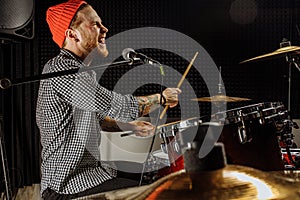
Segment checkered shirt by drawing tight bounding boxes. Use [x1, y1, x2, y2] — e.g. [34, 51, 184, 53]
[36, 49, 139, 195]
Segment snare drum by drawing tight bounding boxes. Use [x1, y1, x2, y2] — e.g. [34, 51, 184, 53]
[156, 117, 200, 176]
[213, 102, 288, 171]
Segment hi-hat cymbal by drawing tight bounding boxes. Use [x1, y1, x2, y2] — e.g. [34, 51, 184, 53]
[191, 95, 251, 102]
[240, 46, 300, 64]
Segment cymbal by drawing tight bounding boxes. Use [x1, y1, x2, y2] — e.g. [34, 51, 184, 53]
[124, 165, 300, 200]
[240, 45, 300, 64]
[191, 95, 251, 102]
[77, 165, 300, 200]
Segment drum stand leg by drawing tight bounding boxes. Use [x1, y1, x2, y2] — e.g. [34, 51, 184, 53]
[287, 57, 300, 117]
[0, 118, 12, 200]
[288, 62, 292, 114]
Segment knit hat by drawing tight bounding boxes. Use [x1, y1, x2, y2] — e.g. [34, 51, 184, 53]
[46, 0, 87, 48]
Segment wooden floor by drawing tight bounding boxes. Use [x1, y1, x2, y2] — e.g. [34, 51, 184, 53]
[1, 184, 42, 200]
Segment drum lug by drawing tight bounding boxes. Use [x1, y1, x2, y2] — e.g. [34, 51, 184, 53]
[237, 110, 251, 144]
[259, 116, 265, 125]
[160, 143, 168, 154]
[173, 141, 180, 154]
[278, 119, 296, 147]
[238, 126, 248, 144]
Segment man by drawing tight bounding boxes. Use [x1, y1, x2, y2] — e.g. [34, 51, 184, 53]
[36, 0, 181, 199]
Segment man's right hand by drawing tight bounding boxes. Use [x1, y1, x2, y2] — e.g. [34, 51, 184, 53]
[162, 87, 182, 108]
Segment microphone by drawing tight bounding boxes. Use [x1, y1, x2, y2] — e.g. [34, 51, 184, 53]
[122, 48, 161, 65]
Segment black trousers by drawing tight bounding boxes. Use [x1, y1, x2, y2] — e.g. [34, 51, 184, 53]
[42, 177, 140, 200]
[42, 161, 146, 200]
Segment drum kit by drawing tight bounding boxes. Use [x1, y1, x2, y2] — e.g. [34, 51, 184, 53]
[77, 44, 300, 200]
[139, 43, 300, 198]
[74, 43, 300, 200]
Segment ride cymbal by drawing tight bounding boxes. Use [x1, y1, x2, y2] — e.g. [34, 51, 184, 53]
[240, 46, 300, 64]
[191, 95, 251, 102]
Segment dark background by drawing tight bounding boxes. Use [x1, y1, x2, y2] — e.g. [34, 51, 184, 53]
[0, 0, 300, 196]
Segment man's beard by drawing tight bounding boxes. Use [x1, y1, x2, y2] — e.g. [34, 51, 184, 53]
[96, 42, 109, 57]
[83, 44, 109, 66]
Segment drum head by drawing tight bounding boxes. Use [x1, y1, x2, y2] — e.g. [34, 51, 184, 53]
[152, 150, 170, 166]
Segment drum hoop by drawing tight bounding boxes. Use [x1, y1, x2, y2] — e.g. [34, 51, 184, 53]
[157, 117, 200, 137]
[213, 102, 287, 124]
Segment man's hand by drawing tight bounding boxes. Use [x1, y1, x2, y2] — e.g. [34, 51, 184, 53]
[101, 116, 154, 137]
[127, 120, 155, 137]
[136, 87, 181, 117]
[162, 88, 181, 108]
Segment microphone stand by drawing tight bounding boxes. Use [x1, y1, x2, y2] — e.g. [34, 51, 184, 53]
[0, 59, 139, 90]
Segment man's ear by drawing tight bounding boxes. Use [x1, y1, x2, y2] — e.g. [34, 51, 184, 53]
[65, 29, 80, 42]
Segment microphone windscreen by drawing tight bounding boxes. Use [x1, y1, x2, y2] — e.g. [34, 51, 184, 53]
[122, 48, 135, 60]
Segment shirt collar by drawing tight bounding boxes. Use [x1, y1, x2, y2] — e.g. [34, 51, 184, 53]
[61, 49, 84, 64]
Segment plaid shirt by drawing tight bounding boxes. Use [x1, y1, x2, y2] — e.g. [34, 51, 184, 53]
[36, 49, 139, 195]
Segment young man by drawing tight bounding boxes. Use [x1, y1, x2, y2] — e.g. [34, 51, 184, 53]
[36, 0, 181, 199]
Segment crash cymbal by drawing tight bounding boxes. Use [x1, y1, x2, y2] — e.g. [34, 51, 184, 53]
[122, 165, 300, 200]
[240, 46, 300, 64]
[191, 95, 251, 102]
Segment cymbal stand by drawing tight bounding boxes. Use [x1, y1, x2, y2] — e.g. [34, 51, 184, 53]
[280, 39, 300, 114]
[286, 52, 300, 114]
[214, 66, 226, 110]
[218, 66, 223, 94]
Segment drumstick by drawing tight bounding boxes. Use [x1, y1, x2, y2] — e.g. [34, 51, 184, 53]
[159, 52, 199, 119]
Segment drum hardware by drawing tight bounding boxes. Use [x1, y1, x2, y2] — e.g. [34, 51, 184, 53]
[276, 119, 300, 169]
[142, 150, 170, 184]
[240, 39, 300, 112]
[145, 117, 201, 180]
[237, 110, 250, 144]
[277, 119, 296, 147]
[157, 117, 200, 138]
[183, 142, 227, 172]
[281, 148, 300, 169]
[192, 66, 251, 104]
[264, 110, 289, 122]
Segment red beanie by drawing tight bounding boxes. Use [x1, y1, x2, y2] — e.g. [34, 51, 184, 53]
[46, 0, 87, 48]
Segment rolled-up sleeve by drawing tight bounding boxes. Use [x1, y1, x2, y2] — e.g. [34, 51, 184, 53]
[107, 92, 139, 122]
